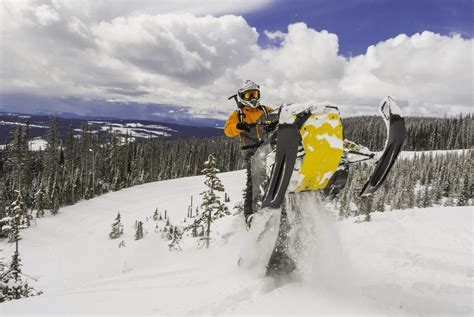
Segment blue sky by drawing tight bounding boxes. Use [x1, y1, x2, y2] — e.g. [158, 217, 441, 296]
[244, 0, 473, 56]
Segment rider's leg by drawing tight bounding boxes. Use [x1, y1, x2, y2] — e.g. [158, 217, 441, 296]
[243, 150, 255, 226]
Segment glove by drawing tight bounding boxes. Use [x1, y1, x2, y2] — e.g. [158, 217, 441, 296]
[264, 121, 278, 132]
[236, 122, 250, 132]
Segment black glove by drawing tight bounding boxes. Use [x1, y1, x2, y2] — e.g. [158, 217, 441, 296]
[236, 122, 250, 132]
[264, 121, 278, 132]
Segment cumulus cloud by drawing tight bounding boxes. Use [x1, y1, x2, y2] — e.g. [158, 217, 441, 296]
[0, 0, 472, 117]
[238, 23, 347, 104]
[242, 25, 472, 116]
[0, 1, 259, 106]
[92, 14, 257, 85]
[340, 32, 473, 114]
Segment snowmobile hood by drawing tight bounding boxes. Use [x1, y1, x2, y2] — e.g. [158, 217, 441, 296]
[278, 102, 340, 124]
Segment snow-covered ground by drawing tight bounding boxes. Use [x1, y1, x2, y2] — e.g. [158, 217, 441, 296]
[1, 170, 473, 315]
[0, 121, 48, 129]
[90, 120, 176, 138]
[28, 138, 48, 151]
[0, 138, 48, 151]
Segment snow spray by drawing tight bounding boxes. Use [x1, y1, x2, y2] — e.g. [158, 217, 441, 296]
[287, 192, 355, 291]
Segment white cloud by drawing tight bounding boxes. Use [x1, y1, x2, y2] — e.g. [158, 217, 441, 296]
[238, 23, 347, 104]
[241, 25, 473, 116]
[31, 4, 60, 26]
[264, 30, 286, 41]
[0, 0, 472, 117]
[340, 32, 473, 113]
[92, 14, 257, 85]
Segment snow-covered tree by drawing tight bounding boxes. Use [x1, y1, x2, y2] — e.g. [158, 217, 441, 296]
[0, 178, 7, 238]
[457, 177, 471, 206]
[2, 192, 28, 243]
[0, 194, 41, 302]
[188, 154, 230, 248]
[34, 188, 46, 218]
[109, 212, 124, 239]
[135, 221, 144, 240]
[201, 154, 230, 220]
[0, 248, 42, 302]
[168, 226, 182, 251]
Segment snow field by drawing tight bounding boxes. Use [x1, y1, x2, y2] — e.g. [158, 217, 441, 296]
[1, 168, 473, 315]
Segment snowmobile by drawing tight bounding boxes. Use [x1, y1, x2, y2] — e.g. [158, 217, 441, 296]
[247, 96, 406, 277]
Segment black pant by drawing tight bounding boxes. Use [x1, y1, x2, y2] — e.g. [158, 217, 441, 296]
[243, 150, 254, 218]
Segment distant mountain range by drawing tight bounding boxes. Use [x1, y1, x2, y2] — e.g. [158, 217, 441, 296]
[0, 93, 228, 128]
[0, 112, 224, 144]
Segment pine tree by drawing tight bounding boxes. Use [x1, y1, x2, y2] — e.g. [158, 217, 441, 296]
[421, 185, 432, 208]
[45, 118, 61, 214]
[168, 226, 182, 251]
[191, 220, 198, 238]
[135, 221, 144, 240]
[35, 188, 46, 218]
[0, 249, 42, 302]
[351, 168, 369, 216]
[2, 192, 26, 243]
[109, 212, 124, 239]
[0, 194, 41, 302]
[0, 178, 7, 239]
[457, 176, 471, 206]
[199, 154, 230, 248]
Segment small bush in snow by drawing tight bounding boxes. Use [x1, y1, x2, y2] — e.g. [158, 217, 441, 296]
[135, 221, 144, 240]
[109, 212, 124, 239]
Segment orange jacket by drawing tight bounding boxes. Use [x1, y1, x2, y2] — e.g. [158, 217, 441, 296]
[224, 105, 273, 137]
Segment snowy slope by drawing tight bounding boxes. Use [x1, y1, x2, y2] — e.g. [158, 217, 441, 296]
[1, 170, 473, 315]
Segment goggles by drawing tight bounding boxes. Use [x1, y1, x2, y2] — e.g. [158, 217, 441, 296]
[241, 90, 260, 101]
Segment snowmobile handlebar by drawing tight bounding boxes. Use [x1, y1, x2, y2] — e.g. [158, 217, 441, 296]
[246, 120, 275, 127]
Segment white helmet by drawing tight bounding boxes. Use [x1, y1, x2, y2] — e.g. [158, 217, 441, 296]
[237, 80, 261, 108]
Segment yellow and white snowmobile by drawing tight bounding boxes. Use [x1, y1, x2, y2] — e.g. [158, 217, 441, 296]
[251, 96, 406, 210]
[248, 96, 406, 277]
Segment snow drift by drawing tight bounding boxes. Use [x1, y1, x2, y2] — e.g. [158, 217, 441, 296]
[1, 169, 472, 315]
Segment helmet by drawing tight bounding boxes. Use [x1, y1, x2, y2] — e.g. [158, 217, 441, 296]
[237, 80, 261, 108]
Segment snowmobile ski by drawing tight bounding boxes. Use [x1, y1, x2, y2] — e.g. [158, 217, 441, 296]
[360, 97, 406, 196]
[261, 123, 300, 209]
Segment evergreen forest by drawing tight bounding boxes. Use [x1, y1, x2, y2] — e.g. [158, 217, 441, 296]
[0, 114, 472, 237]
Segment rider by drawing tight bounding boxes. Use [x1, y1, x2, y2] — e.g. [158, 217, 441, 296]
[224, 80, 273, 226]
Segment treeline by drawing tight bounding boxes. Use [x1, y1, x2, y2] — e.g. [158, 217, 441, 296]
[0, 120, 242, 235]
[343, 114, 472, 151]
[0, 114, 472, 232]
[336, 150, 473, 220]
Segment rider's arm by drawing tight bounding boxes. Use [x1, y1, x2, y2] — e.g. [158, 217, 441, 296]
[263, 105, 273, 112]
[224, 111, 241, 137]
